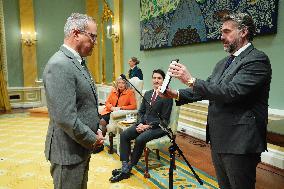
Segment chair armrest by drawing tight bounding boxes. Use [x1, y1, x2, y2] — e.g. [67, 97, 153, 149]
[110, 110, 138, 119]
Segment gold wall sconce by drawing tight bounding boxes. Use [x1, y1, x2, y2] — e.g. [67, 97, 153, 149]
[21, 31, 37, 46]
[106, 25, 119, 42]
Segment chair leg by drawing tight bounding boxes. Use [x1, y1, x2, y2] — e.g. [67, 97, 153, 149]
[173, 152, 176, 170]
[155, 149, 160, 160]
[108, 132, 114, 154]
[144, 147, 150, 178]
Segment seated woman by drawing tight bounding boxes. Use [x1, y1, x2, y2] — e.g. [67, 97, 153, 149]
[99, 76, 137, 136]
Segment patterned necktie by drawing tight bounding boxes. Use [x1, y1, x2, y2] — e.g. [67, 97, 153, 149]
[224, 55, 235, 69]
[81, 59, 94, 84]
[150, 91, 157, 105]
[81, 59, 86, 67]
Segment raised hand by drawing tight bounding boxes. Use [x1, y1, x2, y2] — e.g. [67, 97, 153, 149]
[168, 62, 192, 85]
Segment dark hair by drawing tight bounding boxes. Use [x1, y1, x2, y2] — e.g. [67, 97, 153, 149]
[131, 57, 140, 65]
[152, 69, 166, 80]
[222, 12, 256, 41]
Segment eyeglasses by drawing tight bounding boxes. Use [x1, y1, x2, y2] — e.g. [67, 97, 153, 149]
[80, 30, 97, 43]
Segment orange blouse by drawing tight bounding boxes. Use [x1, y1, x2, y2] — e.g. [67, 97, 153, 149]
[100, 88, 137, 115]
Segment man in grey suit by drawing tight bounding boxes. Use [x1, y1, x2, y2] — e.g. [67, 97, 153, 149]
[43, 13, 104, 189]
[109, 69, 173, 183]
[159, 13, 272, 189]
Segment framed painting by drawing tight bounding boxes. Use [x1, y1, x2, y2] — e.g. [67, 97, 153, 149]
[140, 0, 279, 50]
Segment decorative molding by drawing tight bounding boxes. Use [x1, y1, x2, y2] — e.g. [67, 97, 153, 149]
[8, 87, 44, 108]
[196, 100, 284, 117]
[96, 84, 112, 104]
[269, 108, 284, 117]
[0, 0, 8, 82]
[178, 122, 206, 141]
[19, 0, 38, 87]
[102, 0, 113, 23]
[113, 0, 123, 80]
[101, 0, 114, 83]
[86, 0, 100, 83]
[262, 147, 284, 169]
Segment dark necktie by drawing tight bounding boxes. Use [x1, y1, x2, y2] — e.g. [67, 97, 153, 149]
[224, 55, 235, 69]
[81, 59, 94, 84]
[81, 60, 90, 75]
[150, 91, 157, 105]
[80, 59, 99, 113]
[81, 59, 86, 67]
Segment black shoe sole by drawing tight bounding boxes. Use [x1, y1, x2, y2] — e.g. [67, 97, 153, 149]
[93, 145, 104, 154]
[112, 168, 121, 176]
[109, 172, 131, 183]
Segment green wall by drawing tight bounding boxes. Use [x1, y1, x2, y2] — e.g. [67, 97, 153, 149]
[34, 0, 86, 79]
[2, 0, 284, 109]
[103, 0, 114, 84]
[3, 0, 23, 87]
[122, 0, 284, 110]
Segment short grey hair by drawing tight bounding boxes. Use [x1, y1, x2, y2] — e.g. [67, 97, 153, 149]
[222, 12, 256, 41]
[63, 13, 96, 38]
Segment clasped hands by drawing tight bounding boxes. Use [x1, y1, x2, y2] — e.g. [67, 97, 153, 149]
[136, 123, 150, 133]
[93, 130, 105, 150]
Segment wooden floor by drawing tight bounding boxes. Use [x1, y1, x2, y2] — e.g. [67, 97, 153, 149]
[175, 132, 284, 189]
[1, 108, 284, 188]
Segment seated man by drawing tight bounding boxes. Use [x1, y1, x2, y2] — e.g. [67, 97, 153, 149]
[99, 76, 137, 136]
[109, 69, 173, 183]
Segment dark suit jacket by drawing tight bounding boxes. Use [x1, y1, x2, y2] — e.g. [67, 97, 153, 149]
[177, 45, 272, 154]
[43, 46, 100, 165]
[138, 90, 173, 129]
[128, 66, 143, 80]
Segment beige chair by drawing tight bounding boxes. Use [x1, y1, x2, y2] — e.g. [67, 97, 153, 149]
[143, 100, 180, 178]
[104, 77, 144, 153]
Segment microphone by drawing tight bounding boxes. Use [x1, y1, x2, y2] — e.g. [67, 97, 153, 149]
[120, 74, 127, 80]
[120, 74, 147, 108]
[120, 74, 171, 131]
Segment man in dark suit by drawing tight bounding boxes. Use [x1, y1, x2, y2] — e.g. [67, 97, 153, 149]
[159, 13, 272, 189]
[109, 69, 173, 183]
[43, 13, 104, 189]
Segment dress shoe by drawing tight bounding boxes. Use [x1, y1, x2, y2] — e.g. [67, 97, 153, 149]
[112, 168, 122, 176]
[92, 144, 104, 154]
[109, 172, 131, 183]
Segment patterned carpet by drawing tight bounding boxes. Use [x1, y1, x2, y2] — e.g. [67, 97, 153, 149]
[0, 113, 218, 189]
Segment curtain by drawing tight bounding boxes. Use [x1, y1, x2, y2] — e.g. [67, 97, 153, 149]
[0, 0, 11, 111]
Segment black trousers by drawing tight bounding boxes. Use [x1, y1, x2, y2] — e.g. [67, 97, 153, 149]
[211, 151, 261, 189]
[120, 124, 167, 165]
[99, 113, 111, 124]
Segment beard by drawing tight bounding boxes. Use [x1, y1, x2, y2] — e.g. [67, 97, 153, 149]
[224, 43, 237, 53]
[223, 36, 241, 54]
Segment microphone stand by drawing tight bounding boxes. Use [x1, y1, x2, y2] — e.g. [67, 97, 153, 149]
[121, 75, 203, 188]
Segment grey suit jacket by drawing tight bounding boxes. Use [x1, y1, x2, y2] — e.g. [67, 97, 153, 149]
[177, 45, 272, 154]
[43, 45, 100, 165]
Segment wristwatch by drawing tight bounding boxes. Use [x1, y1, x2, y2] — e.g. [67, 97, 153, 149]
[187, 78, 196, 87]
